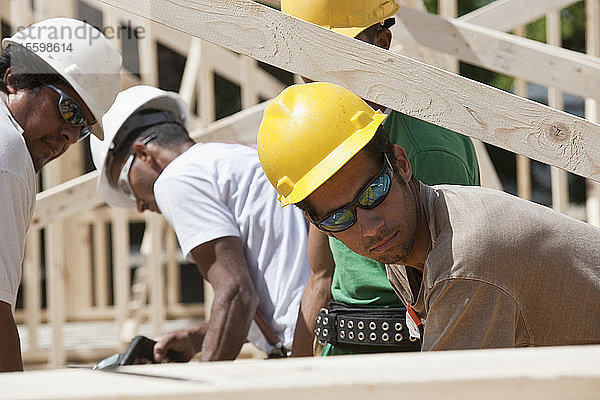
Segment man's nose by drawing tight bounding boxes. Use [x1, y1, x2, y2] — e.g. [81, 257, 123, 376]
[136, 199, 146, 213]
[356, 207, 384, 237]
[61, 123, 80, 145]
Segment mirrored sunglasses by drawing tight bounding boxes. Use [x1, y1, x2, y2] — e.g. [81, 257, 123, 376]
[312, 153, 394, 233]
[45, 84, 94, 141]
[117, 133, 159, 202]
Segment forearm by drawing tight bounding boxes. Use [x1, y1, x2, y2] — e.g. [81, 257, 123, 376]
[0, 303, 23, 372]
[291, 274, 332, 357]
[200, 286, 259, 361]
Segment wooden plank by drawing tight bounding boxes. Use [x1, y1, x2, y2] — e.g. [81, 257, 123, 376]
[31, 171, 103, 230]
[179, 38, 203, 105]
[513, 26, 532, 201]
[390, 5, 600, 100]
[23, 229, 42, 353]
[460, 0, 579, 32]
[93, 220, 109, 307]
[166, 228, 180, 308]
[5, 345, 600, 399]
[197, 41, 215, 126]
[241, 55, 259, 108]
[547, 10, 570, 213]
[191, 101, 267, 144]
[98, 0, 600, 182]
[586, 0, 600, 226]
[147, 214, 165, 338]
[111, 207, 130, 344]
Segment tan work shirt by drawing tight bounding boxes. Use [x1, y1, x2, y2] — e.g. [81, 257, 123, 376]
[387, 183, 600, 351]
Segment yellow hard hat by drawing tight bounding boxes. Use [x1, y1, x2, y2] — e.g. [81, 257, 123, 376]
[281, 0, 399, 38]
[257, 82, 387, 206]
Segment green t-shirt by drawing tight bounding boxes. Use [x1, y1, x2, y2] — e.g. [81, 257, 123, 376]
[321, 111, 480, 357]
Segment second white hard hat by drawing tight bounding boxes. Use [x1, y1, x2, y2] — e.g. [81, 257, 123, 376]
[90, 85, 191, 208]
[2, 17, 123, 140]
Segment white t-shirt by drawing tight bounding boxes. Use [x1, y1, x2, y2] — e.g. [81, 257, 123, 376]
[0, 99, 36, 310]
[154, 143, 310, 353]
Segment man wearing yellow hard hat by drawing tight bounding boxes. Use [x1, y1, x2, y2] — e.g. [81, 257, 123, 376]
[281, 0, 479, 356]
[257, 82, 600, 352]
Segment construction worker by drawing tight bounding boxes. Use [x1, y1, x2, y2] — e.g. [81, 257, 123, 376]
[90, 85, 310, 361]
[281, 0, 480, 356]
[0, 18, 121, 372]
[258, 82, 600, 350]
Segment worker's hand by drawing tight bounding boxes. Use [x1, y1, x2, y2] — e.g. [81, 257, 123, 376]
[153, 325, 206, 362]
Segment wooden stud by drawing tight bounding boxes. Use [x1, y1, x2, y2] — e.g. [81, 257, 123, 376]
[23, 230, 42, 353]
[586, 0, 600, 226]
[111, 207, 131, 343]
[460, 0, 579, 32]
[390, 5, 600, 100]
[547, 10, 569, 214]
[97, 0, 600, 182]
[513, 27, 532, 201]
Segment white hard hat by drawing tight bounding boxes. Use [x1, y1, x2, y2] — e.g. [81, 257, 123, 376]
[90, 85, 191, 208]
[2, 17, 122, 140]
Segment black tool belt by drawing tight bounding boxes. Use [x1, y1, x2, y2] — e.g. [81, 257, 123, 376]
[315, 301, 421, 353]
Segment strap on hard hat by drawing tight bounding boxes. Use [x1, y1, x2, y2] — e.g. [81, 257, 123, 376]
[108, 110, 180, 154]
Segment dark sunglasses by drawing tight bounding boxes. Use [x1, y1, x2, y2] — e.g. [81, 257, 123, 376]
[45, 84, 94, 141]
[311, 153, 394, 233]
[117, 133, 159, 202]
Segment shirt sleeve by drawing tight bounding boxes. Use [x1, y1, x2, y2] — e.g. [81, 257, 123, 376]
[411, 150, 478, 186]
[422, 277, 523, 351]
[0, 170, 28, 307]
[154, 173, 240, 261]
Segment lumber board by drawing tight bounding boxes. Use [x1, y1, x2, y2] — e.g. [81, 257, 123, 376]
[586, 0, 600, 226]
[191, 101, 267, 144]
[460, 0, 580, 32]
[4, 345, 600, 399]
[98, 0, 600, 182]
[31, 171, 103, 230]
[390, 6, 600, 99]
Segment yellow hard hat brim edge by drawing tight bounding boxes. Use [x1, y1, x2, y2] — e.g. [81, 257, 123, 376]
[278, 111, 388, 206]
[331, 26, 368, 38]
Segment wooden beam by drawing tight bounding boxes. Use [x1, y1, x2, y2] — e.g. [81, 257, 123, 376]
[191, 101, 267, 144]
[390, 6, 600, 100]
[4, 345, 600, 399]
[31, 171, 103, 230]
[547, 10, 569, 214]
[460, 0, 579, 32]
[586, 0, 600, 226]
[98, 0, 600, 182]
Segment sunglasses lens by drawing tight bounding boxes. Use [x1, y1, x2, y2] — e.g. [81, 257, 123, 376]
[78, 126, 91, 141]
[320, 208, 356, 232]
[358, 173, 391, 208]
[59, 98, 86, 126]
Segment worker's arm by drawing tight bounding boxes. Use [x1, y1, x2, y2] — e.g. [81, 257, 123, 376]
[0, 301, 23, 372]
[155, 236, 259, 362]
[291, 225, 334, 357]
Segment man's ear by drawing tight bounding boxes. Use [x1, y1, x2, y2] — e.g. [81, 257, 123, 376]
[133, 142, 152, 164]
[374, 28, 392, 50]
[392, 144, 412, 184]
[3, 68, 18, 94]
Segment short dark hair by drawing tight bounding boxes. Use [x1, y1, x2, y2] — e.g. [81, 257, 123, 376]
[355, 18, 395, 44]
[106, 119, 193, 186]
[295, 124, 397, 216]
[0, 44, 64, 94]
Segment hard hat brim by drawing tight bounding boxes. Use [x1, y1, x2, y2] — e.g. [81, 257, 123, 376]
[1, 38, 117, 141]
[278, 111, 387, 206]
[331, 26, 369, 38]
